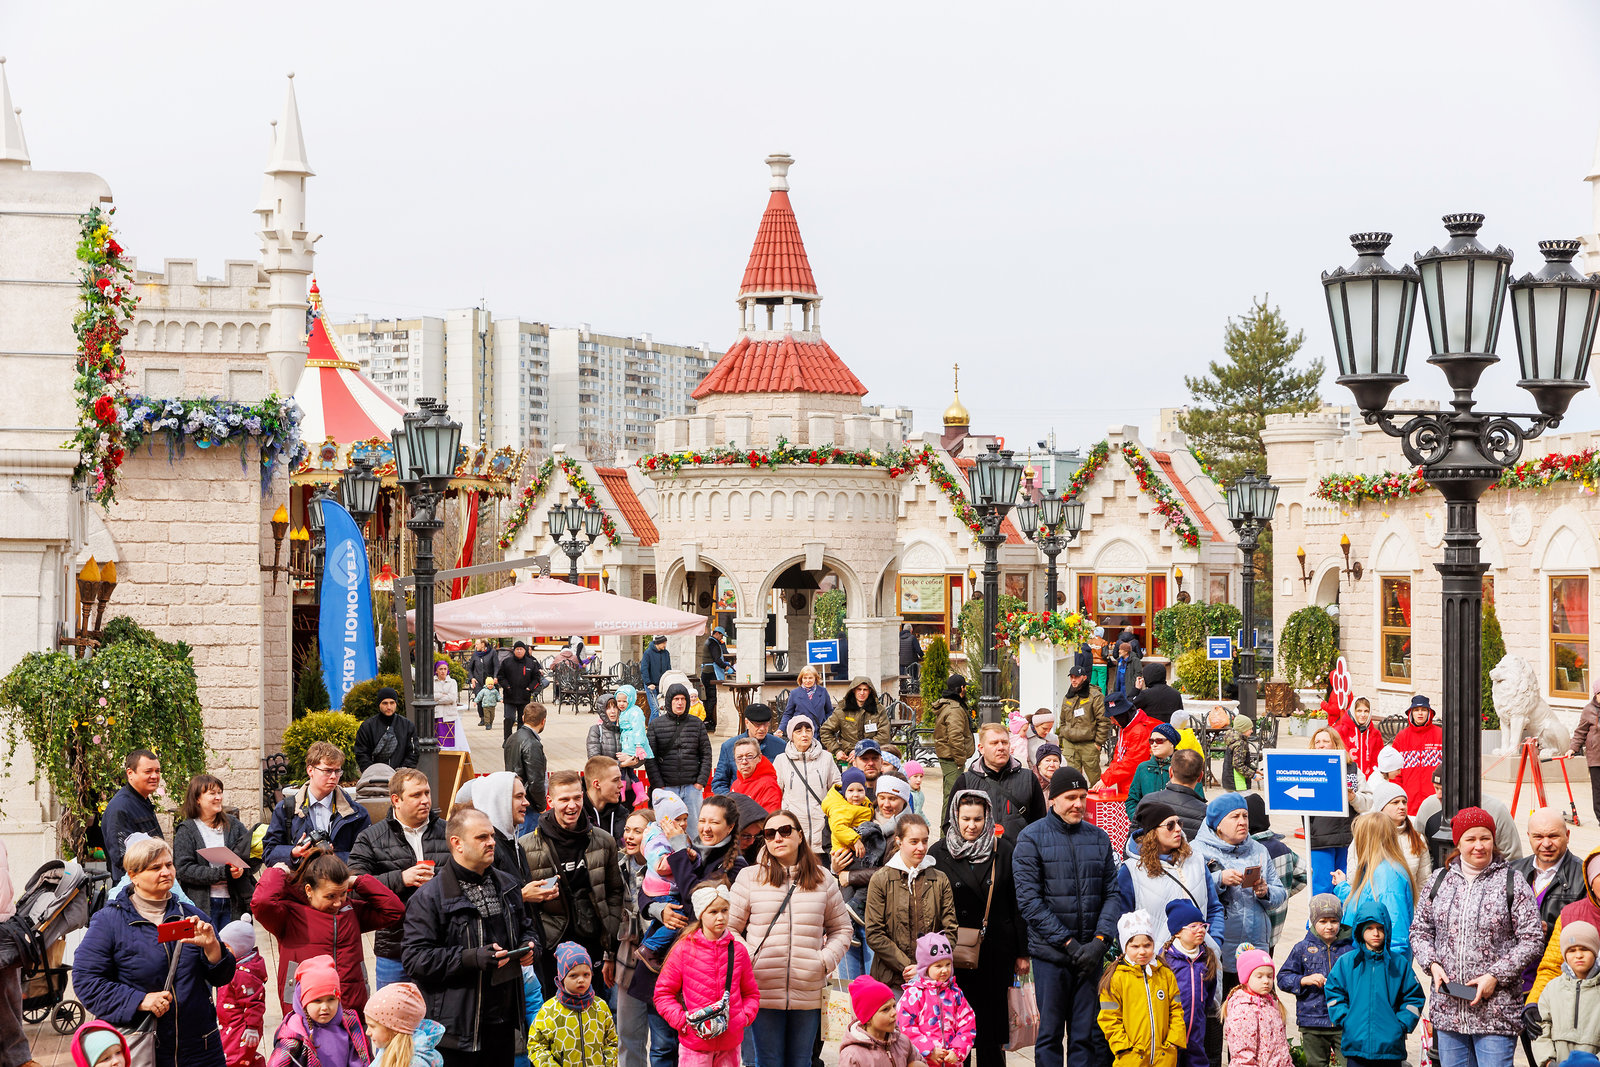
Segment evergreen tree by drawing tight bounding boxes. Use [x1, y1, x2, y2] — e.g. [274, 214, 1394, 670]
[294, 647, 330, 718]
[1179, 296, 1325, 484]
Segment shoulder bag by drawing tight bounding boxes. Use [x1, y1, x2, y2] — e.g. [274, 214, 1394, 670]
[685, 941, 737, 1039]
[752, 881, 799, 960]
[954, 854, 996, 969]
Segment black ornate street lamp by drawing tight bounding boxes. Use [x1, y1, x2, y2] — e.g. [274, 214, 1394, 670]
[305, 485, 336, 606]
[549, 500, 604, 585]
[1226, 469, 1279, 721]
[1322, 216, 1598, 832]
[1015, 488, 1086, 611]
[392, 396, 463, 792]
[339, 452, 382, 532]
[970, 443, 1024, 725]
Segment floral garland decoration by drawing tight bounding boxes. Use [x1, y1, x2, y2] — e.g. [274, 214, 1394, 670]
[1060, 441, 1111, 500]
[994, 609, 1095, 652]
[68, 207, 140, 504]
[495, 457, 623, 550]
[497, 458, 557, 549]
[635, 439, 985, 534]
[1189, 446, 1225, 487]
[556, 457, 622, 547]
[118, 394, 308, 494]
[1316, 448, 1600, 507]
[1118, 444, 1203, 548]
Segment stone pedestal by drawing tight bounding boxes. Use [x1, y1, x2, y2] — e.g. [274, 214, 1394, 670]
[734, 616, 766, 683]
[1018, 640, 1072, 717]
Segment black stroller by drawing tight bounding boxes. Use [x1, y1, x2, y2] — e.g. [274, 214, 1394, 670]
[0, 860, 109, 1035]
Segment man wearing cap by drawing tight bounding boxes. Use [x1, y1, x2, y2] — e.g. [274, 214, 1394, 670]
[1390, 694, 1443, 814]
[701, 626, 731, 733]
[949, 722, 1046, 842]
[711, 704, 785, 794]
[1124, 723, 1197, 820]
[852, 737, 888, 792]
[496, 640, 544, 743]
[1014, 766, 1120, 1067]
[1513, 808, 1587, 995]
[1056, 666, 1110, 783]
[355, 686, 419, 771]
[641, 634, 671, 719]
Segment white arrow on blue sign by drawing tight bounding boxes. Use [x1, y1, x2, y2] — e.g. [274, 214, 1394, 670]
[806, 640, 840, 666]
[1206, 636, 1233, 661]
[1262, 749, 1348, 817]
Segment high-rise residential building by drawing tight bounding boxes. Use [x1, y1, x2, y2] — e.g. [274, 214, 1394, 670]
[547, 326, 719, 455]
[329, 315, 446, 409]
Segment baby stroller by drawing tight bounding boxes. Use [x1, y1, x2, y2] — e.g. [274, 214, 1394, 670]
[0, 860, 109, 1035]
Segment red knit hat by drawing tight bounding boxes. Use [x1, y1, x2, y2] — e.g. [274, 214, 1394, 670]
[295, 955, 340, 1004]
[1451, 806, 1496, 845]
[848, 975, 896, 1025]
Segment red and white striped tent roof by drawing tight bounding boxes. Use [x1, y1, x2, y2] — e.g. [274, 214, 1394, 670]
[293, 280, 406, 448]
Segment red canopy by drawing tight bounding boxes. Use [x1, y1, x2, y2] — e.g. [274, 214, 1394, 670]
[411, 576, 706, 642]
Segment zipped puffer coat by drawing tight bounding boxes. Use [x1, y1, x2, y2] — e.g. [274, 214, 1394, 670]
[727, 863, 852, 1011]
[1324, 897, 1424, 1061]
[652, 928, 760, 1052]
[1096, 959, 1184, 1067]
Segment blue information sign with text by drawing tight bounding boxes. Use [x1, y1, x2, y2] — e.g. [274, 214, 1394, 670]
[807, 640, 840, 666]
[1262, 750, 1348, 817]
[1206, 636, 1233, 661]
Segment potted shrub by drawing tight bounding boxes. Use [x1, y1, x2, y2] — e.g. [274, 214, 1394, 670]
[1278, 606, 1337, 703]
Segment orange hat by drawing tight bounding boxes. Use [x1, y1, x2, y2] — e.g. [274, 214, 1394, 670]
[296, 955, 340, 1004]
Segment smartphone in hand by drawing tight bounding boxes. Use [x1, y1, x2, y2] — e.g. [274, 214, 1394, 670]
[1241, 866, 1262, 888]
[156, 917, 198, 943]
[1443, 982, 1478, 1000]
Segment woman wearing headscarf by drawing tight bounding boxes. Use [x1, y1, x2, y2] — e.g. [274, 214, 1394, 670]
[432, 660, 460, 711]
[928, 790, 1026, 1067]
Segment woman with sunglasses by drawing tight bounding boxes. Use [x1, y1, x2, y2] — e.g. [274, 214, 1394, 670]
[1115, 800, 1224, 948]
[928, 790, 1027, 1067]
[728, 810, 852, 1067]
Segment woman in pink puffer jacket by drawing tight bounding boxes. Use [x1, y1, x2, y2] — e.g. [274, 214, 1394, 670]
[653, 884, 760, 1067]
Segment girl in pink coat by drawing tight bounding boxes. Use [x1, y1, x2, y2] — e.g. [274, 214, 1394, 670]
[1220, 948, 1291, 1067]
[895, 933, 975, 1065]
[652, 882, 760, 1067]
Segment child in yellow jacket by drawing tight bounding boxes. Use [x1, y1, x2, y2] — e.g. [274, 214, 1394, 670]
[1097, 911, 1184, 1067]
[822, 769, 875, 854]
[529, 943, 617, 1067]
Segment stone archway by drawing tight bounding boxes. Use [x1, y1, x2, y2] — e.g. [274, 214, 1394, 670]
[754, 553, 866, 682]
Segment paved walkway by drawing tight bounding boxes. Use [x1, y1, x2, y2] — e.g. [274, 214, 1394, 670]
[19, 694, 1596, 1064]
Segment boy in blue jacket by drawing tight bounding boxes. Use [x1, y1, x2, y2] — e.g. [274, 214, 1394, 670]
[1277, 893, 1353, 1067]
[1324, 897, 1424, 1067]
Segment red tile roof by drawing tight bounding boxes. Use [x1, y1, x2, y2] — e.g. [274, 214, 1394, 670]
[594, 467, 658, 547]
[691, 333, 867, 399]
[740, 191, 819, 296]
[1148, 450, 1225, 543]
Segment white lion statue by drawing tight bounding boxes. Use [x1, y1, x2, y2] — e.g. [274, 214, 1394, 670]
[1491, 654, 1572, 757]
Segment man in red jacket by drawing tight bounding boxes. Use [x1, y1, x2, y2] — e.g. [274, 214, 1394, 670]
[1098, 710, 1157, 793]
[1390, 694, 1442, 814]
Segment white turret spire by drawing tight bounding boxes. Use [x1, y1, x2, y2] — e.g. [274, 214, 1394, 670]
[258, 73, 319, 397]
[0, 58, 30, 168]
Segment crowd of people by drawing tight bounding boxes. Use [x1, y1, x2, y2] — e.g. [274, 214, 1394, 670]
[17, 657, 1600, 1067]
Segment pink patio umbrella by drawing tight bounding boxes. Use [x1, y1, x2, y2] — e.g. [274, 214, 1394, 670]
[410, 575, 706, 642]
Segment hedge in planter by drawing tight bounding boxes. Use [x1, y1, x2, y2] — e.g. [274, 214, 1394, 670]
[1152, 601, 1244, 657]
[1174, 647, 1234, 701]
[1278, 605, 1337, 690]
[282, 711, 361, 784]
[341, 674, 406, 720]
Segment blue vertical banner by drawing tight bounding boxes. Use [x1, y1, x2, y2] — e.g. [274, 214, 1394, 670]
[318, 500, 378, 708]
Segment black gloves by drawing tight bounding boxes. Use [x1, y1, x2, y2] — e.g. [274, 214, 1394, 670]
[1066, 936, 1107, 972]
[462, 946, 499, 971]
[1523, 1004, 1543, 1039]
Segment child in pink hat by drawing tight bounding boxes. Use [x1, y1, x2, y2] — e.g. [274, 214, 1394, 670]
[1221, 946, 1290, 1067]
[896, 934, 974, 1065]
[839, 976, 924, 1067]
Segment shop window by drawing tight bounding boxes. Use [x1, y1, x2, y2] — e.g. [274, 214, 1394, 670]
[1551, 576, 1590, 697]
[1380, 577, 1411, 683]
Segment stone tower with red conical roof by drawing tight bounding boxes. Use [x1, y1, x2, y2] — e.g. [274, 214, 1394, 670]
[648, 155, 901, 697]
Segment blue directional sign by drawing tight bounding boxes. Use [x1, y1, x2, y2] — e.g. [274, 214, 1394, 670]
[806, 639, 840, 666]
[1206, 636, 1233, 661]
[1262, 750, 1347, 817]
[1236, 628, 1260, 649]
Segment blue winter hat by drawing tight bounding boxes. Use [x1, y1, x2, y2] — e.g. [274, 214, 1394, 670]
[841, 768, 868, 792]
[1150, 723, 1180, 745]
[1205, 793, 1249, 829]
[554, 942, 592, 982]
[1165, 898, 1205, 933]
[1560, 1054, 1600, 1067]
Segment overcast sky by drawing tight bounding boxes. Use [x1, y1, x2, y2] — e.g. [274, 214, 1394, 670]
[11, 3, 1600, 454]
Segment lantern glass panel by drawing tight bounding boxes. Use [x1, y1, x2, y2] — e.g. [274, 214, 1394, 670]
[994, 452, 1023, 508]
[1062, 499, 1086, 534]
[584, 507, 604, 539]
[548, 508, 567, 538]
[1227, 479, 1249, 523]
[1016, 498, 1039, 538]
[1252, 479, 1280, 521]
[565, 501, 583, 531]
[1039, 491, 1064, 529]
[971, 451, 997, 505]
[390, 428, 409, 482]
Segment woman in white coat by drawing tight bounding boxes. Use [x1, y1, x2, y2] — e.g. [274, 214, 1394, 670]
[772, 714, 841, 851]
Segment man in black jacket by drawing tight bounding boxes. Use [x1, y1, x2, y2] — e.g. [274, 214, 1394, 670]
[496, 641, 543, 742]
[354, 687, 418, 770]
[949, 722, 1047, 842]
[646, 683, 712, 829]
[403, 807, 533, 1066]
[504, 702, 549, 831]
[1513, 807, 1588, 991]
[349, 767, 451, 989]
[1133, 749, 1209, 840]
[1127, 662, 1183, 725]
[583, 755, 630, 844]
[640, 634, 671, 718]
[700, 628, 730, 732]
[102, 748, 163, 881]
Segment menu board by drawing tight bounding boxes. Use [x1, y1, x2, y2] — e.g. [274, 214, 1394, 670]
[899, 574, 946, 616]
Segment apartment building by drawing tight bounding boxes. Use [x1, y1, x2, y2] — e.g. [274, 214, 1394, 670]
[330, 315, 446, 409]
[547, 326, 719, 453]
